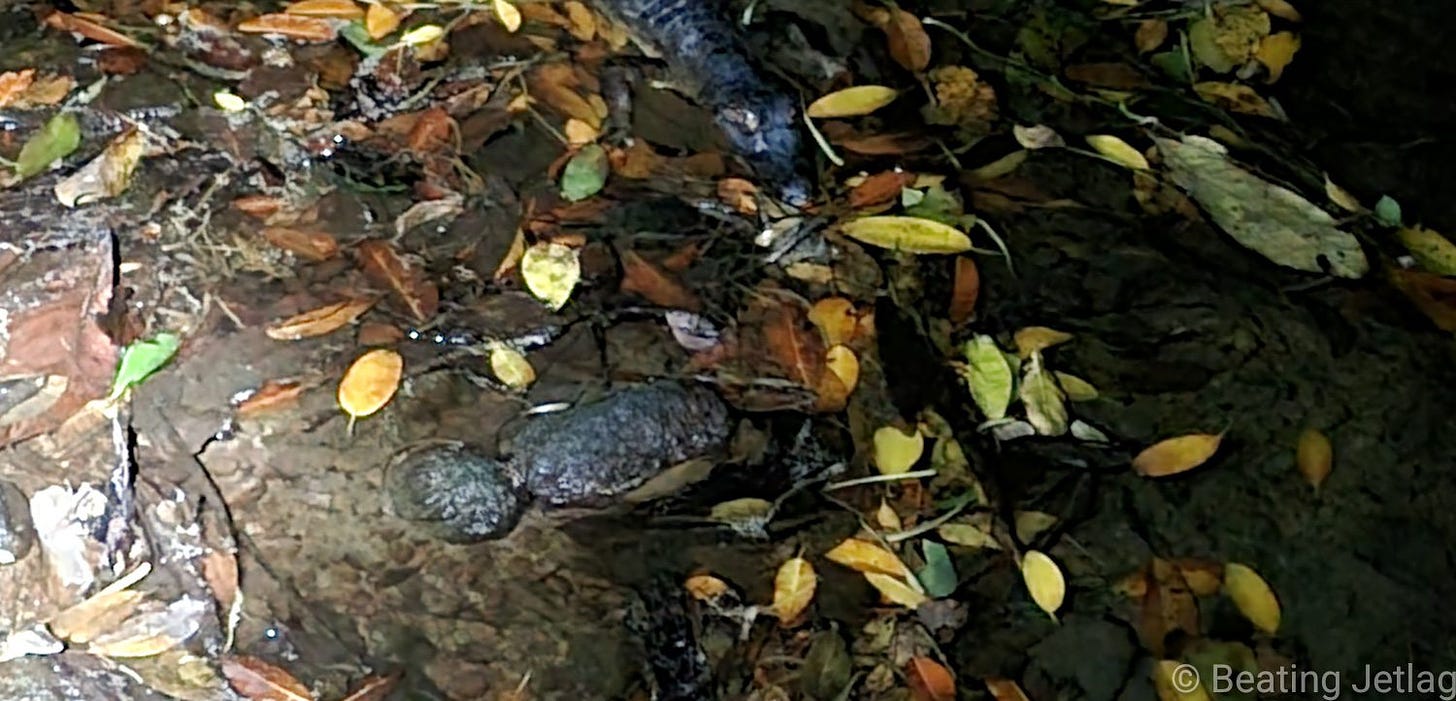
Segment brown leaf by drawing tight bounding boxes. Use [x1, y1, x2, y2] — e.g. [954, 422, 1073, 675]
[758, 292, 825, 387]
[357, 322, 404, 346]
[265, 299, 375, 341]
[201, 548, 241, 618]
[236, 379, 307, 417]
[1063, 62, 1150, 89]
[849, 170, 916, 209]
[337, 672, 402, 701]
[222, 655, 313, 701]
[1135, 19, 1169, 53]
[233, 195, 287, 220]
[1389, 268, 1456, 331]
[907, 657, 956, 701]
[355, 240, 439, 323]
[619, 250, 701, 310]
[51, 590, 145, 643]
[406, 107, 455, 154]
[832, 131, 933, 155]
[885, 9, 932, 72]
[716, 177, 759, 214]
[236, 14, 337, 42]
[948, 256, 980, 325]
[1135, 558, 1201, 657]
[807, 297, 862, 347]
[44, 12, 144, 48]
[262, 227, 340, 261]
[285, 0, 364, 19]
[528, 62, 602, 128]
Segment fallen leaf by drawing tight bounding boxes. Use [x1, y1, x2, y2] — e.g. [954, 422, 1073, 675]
[959, 335, 1013, 421]
[806, 85, 900, 119]
[884, 9, 932, 72]
[966, 150, 1027, 182]
[619, 250, 699, 310]
[560, 143, 609, 201]
[1132, 432, 1224, 477]
[1223, 562, 1280, 635]
[825, 538, 914, 579]
[110, 332, 182, 401]
[1187, 5, 1269, 73]
[0, 69, 35, 107]
[876, 500, 903, 531]
[985, 677, 1033, 701]
[1153, 659, 1213, 701]
[1397, 226, 1456, 275]
[1021, 550, 1065, 619]
[1135, 20, 1169, 53]
[338, 672, 402, 701]
[1013, 326, 1073, 357]
[493, 0, 522, 31]
[337, 349, 403, 426]
[759, 292, 825, 387]
[1086, 134, 1150, 170]
[938, 518, 999, 550]
[50, 590, 145, 643]
[284, 0, 363, 19]
[823, 345, 860, 395]
[54, 127, 146, 207]
[1255, 0, 1302, 22]
[1019, 354, 1067, 436]
[88, 631, 184, 658]
[685, 574, 729, 601]
[365, 3, 401, 39]
[771, 557, 816, 625]
[1254, 31, 1299, 83]
[15, 112, 80, 179]
[1390, 268, 1456, 331]
[840, 216, 973, 254]
[1014, 124, 1065, 150]
[1193, 82, 1277, 118]
[1054, 372, 1098, 401]
[1013, 511, 1058, 543]
[1064, 62, 1150, 89]
[521, 241, 581, 311]
[564, 1, 596, 40]
[1155, 135, 1368, 278]
[488, 344, 535, 389]
[263, 227, 340, 262]
[237, 13, 336, 41]
[1295, 427, 1331, 490]
[907, 657, 955, 701]
[948, 256, 980, 325]
[236, 379, 306, 417]
[43, 11, 144, 48]
[356, 240, 439, 321]
[864, 572, 929, 608]
[222, 655, 312, 701]
[917, 541, 957, 598]
[265, 299, 374, 341]
[873, 424, 925, 474]
[399, 24, 444, 46]
[849, 170, 917, 209]
[1130, 558, 1202, 657]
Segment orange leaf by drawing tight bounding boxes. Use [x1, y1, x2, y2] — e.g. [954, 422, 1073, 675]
[285, 0, 364, 19]
[1132, 433, 1224, 477]
[619, 250, 701, 310]
[824, 538, 913, 579]
[338, 348, 403, 420]
[814, 345, 859, 412]
[355, 240, 440, 323]
[907, 657, 956, 701]
[808, 297, 860, 347]
[948, 256, 980, 325]
[760, 293, 824, 387]
[265, 299, 375, 341]
[1389, 268, 1456, 331]
[44, 12, 144, 48]
[985, 677, 1032, 701]
[221, 655, 312, 701]
[684, 574, 729, 601]
[884, 9, 931, 72]
[849, 170, 916, 209]
[262, 227, 340, 261]
[233, 194, 286, 220]
[0, 69, 35, 108]
[365, 3, 402, 39]
[237, 14, 337, 42]
[235, 379, 307, 417]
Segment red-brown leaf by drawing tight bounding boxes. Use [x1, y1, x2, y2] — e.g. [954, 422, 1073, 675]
[222, 655, 313, 701]
[44, 12, 145, 48]
[337, 671, 402, 701]
[948, 256, 980, 325]
[885, 9, 932, 72]
[619, 250, 700, 311]
[907, 657, 956, 701]
[235, 379, 307, 417]
[262, 227, 340, 262]
[849, 171, 917, 210]
[355, 240, 440, 323]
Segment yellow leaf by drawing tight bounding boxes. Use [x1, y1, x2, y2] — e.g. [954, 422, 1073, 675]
[771, 557, 816, 624]
[825, 538, 914, 579]
[1020, 550, 1065, 619]
[808, 297, 860, 346]
[1053, 372, 1098, 401]
[864, 572, 929, 608]
[1223, 562, 1280, 634]
[1013, 326, 1073, 357]
[337, 349, 403, 423]
[1255, 0, 1302, 22]
[875, 500, 902, 531]
[1086, 134, 1149, 170]
[1398, 226, 1456, 276]
[1254, 31, 1299, 83]
[489, 344, 536, 389]
[1013, 511, 1058, 543]
[493, 0, 522, 32]
[1193, 82, 1277, 118]
[399, 24, 444, 46]
[1324, 175, 1363, 213]
[88, 631, 182, 658]
[1132, 433, 1223, 477]
[563, 117, 599, 146]
[1295, 427, 1332, 490]
[873, 425, 924, 475]
[937, 521, 1000, 550]
[365, 2, 401, 39]
[520, 241, 581, 310]
[967, 150, 1027, 182]
[1153, 660, 1213, 701]
[840, 216, 973, 254]
[50, 590, 145, 643]
[824, 345, 860, 393]
[806, 85, 899, 119]
[213, 91, 247, 112]
[1019, 355, 1068, 436]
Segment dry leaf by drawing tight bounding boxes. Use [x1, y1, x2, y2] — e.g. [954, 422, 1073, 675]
[236, 13, 336, 41]
[807, 297, 862, 347]
[53, 127, 147, 207]
[284, 0, 363, 19]
[1086, 134, 1150, 170]
[338, 672, 402, 701]
[771, 557, 816, 624]
[1021, 550, 1065, 619]
[619, 250, 700, 310]
[1014, 124, 1065, 150]
[907, 657, 955, 701]
[365, 3, 401, 39]
[262, 227, 340, 262]
[0, 70, 35, 107]
[850, 170, 917, 209]
[825, 538, 914, 579]
[822, 345, 860, 396]
[489, 344, 535, 389]
[876, 500, 903, 532]
[884, 10, 932, 72]
[873, 425, 924, 475]
[1255, 0, 1302, 22]
[1193, 82, 1277, 117]
[44, 12, 144, 48]
[50, 590, 145, 643]
[1389, 268, 1456, 332]
[88, 631, 184, 658]
[356, 240, 439, 322]
[236, 379, 306, 417]
[760, 293, 825, 387]
[564, 1, 596, 40]
[1135, 19, 1169, 53]
[222, 655, 313, 701]
[685, 574, 729, 601]
[985, 677, 1033, 701]
[840, 216, 973, 254]
[864, 572, 928, 608]
[1295, 427, 1331, 490]
[1254, 31, 1299, 83]
[948, 256, 980, 325]
[1013, 326, 1073, 357]
[337, 349, 403, 424]
[1397, 226, 1456, 275]
[1223, 562, 1280, 634]
[265, 299, 374, 341]
[1132, 433, 1224, 477]
[806, 85, 900, 119]
[520, 241, 581, 311]
[493, 0, 522, 32]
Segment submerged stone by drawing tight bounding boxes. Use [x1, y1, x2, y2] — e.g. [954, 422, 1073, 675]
[384, 444, 526, 543]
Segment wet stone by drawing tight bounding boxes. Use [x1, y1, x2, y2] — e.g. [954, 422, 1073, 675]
[0, 479, 34, 565]
[508, 382, 731, 508]
[385, 444, 526, 544]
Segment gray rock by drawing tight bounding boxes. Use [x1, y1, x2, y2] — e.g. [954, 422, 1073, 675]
[384, 444, 526, 543]
[0, 480, 34, 565]
[508, 382, 730, 507]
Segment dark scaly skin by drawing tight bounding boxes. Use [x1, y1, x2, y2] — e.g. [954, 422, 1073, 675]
[598, 0, 810, 203]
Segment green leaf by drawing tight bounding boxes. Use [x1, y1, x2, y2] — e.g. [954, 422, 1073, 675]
[903, 182, 977, 230]
[560, 143, 609, 202]
[917, 541, 957, 598]
[339, 22, 389, 57]
[960, 335, 1013, 420]
[1374, 195, 1403, 227]
[16, 112, 81, 179]
[109, 332, 181, 400]
[1019, 353, 1068, 436]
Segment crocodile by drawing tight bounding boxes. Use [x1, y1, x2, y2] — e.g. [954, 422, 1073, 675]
[595, 0, 811, 204]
